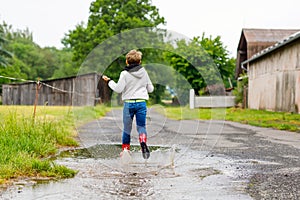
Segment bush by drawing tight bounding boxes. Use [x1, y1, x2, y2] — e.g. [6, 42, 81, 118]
[233, 74, 248, 106]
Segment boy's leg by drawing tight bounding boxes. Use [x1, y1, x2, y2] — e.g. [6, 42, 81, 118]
[136, 102, 150, 159]
[122, 103, 134, 150]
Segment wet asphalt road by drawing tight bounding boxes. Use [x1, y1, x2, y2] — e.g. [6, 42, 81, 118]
[1, 107, 300, 199]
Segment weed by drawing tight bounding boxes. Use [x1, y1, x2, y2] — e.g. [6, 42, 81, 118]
[0, 105, 110, 182]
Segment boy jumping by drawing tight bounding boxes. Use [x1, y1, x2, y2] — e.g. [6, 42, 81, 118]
[102, 50, 154, 159]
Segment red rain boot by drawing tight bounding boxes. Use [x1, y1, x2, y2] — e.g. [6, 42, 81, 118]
[139, 133, 150, 159]
[122, 144, 130, 151]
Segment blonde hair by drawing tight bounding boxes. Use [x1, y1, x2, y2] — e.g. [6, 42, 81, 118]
[126, 50, 142, 64]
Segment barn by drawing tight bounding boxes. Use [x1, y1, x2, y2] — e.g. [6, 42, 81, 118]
[2, 73, 110, 106]
[236, 28, 300, 78]
[241, 31, 300, 113]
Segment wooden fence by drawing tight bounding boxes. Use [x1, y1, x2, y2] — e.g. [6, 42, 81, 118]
[2, 73, 110, 106]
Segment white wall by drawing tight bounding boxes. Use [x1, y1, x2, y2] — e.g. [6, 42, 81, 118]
[248, 42, 300, 113]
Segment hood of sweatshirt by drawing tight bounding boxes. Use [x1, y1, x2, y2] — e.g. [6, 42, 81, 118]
[124, 64, 145, 78]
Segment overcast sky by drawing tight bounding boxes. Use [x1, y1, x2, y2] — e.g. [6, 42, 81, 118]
[0, 0, 300, 56]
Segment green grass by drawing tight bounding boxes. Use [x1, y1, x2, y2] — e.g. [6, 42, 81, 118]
[0, 105, 110, 184]
[161, 106, 300, 132]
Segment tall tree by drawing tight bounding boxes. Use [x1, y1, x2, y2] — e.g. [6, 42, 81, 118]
[197, 33, 235, 82]
[0, 27, 12, 67]
[63, 0, 165, 66]
[0, 22, 74, 81]
[166, 33, 236, 96]
[62, 0, 166, 104]
[51, 48, 78, 78]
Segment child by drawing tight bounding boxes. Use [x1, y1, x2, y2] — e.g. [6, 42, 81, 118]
[102, 50, 154, 159]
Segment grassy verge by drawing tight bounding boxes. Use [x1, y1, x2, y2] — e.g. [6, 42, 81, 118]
[0, 105, 110, 185]
[161, 106, 300, 132]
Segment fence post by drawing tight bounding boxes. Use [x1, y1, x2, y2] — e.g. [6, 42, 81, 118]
[33, 79, 41, 122]
[189, 89, 195, 109]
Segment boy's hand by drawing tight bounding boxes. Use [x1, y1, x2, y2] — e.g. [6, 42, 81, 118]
[102, 75, 111, 82]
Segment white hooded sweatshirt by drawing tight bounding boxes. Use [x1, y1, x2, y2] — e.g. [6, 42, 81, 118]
[108, 66, 154, 101]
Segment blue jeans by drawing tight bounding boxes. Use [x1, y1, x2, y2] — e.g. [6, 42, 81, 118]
[122, 101, 147, 145]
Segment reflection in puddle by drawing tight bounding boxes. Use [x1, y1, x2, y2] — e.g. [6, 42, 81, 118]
[59, 144, 173, 159]
[59, 144, 176, 173]
[1, 144, 253, 200]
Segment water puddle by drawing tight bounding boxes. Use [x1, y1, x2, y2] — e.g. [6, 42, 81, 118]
[1, 144, 253, 199]
[58, 144, 176, 173]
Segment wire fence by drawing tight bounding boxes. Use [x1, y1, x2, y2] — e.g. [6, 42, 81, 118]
[0, 74, 101, 99]
[0, 75, 74, 94]
[0, 74, 103, 120]
[0, 75, 102, 119]
[0, 75, 35, 83]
